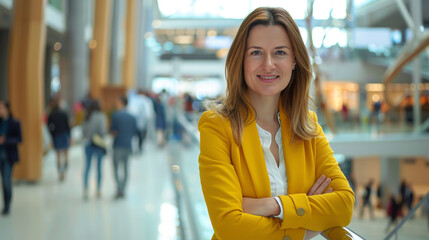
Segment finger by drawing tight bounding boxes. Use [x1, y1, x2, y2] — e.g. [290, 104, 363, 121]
[314, 178, 331, 195]
[325, 187, 333, 194]
[307, 175, 325, 195]
[307, 175, 326, 195]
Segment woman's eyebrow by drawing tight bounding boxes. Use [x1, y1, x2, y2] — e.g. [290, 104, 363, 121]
[247, 46, 290, 49]
[274, 46, 290, 49]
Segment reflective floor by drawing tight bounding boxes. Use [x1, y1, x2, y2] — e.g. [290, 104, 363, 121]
[0, 140, 179, 240]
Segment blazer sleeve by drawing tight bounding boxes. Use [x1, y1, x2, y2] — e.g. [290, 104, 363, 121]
[278, 112, 355, 231]
[198, 111, 287, 240]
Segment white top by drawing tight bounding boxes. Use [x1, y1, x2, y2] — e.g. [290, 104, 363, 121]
[255, 114, 286, 220]
[256, 115, 319, 240]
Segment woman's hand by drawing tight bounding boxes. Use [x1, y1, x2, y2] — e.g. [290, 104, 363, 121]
[307, 175, 333, 196]
[242, 175, 333, 217]
[242, 197, 280, 217]
[305, 175, 333, 240]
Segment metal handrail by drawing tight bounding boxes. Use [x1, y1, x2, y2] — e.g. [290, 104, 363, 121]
[322, 226, 365, 240]
[384, 193, 429, 240]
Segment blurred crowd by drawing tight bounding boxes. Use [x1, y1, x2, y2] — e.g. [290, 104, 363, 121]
[349, 175, 429, 233]
[40, 89, 204, 201]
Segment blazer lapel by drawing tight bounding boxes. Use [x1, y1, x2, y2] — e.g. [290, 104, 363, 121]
[241, 108, 271, 198]
[279, 101, 304, 194]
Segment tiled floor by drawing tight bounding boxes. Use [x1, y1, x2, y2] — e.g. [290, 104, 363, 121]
[0, 140, 179, 240]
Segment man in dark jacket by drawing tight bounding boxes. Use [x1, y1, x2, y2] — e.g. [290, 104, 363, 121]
[0, 100, 22, 215]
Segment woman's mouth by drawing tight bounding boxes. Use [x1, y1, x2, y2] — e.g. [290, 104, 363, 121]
[257, 75, 279, 83]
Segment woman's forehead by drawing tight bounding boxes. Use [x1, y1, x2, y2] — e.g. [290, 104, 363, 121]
[246, 25, 292, 47]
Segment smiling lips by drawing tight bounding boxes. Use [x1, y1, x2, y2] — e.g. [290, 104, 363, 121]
[257, 75, 279, 83]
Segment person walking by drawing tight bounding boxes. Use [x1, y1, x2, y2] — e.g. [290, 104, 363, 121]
[360, 179, 375, 219]
[48, 98, 71, 181]
[154, 95, 167, 147]
[0, 100, 22, 215]
[110, 96, 137, 198]
[385, 194, 401, 233]
[82, 99, 107, 199]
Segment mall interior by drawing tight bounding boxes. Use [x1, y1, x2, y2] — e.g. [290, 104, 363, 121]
[0, 0, 428, 239]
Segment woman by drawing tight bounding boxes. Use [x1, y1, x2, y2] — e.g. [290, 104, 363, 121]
[198, 7, 354, 240]
[0, 100, 22, 215]
[48, 98, 71, 181]
[82, 99, 107, 199]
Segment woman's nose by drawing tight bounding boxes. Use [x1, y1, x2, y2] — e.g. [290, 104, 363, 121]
[262, 55, 275, 70]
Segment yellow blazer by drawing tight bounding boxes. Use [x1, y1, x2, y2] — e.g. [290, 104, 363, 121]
[198, 106, 355, 240]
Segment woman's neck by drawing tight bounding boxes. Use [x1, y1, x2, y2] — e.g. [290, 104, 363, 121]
[248, 92, 279, 123]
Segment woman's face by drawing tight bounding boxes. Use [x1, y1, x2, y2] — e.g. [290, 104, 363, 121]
[244, 24, 296, 99]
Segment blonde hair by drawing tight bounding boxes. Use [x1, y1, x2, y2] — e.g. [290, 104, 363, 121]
[209, 7, 316, 145]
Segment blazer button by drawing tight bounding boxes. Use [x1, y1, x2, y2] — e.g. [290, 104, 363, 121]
[282, 236, 291, 240]
[297, 208, 305, 216]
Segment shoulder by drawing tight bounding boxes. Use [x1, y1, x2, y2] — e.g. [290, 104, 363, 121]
[198, 110, 229, 128]
[308, 110, 318, 121]
[306, 110, 323, 137]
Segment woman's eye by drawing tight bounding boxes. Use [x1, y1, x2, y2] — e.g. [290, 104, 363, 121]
[250, 50, 262, 55]
[276, 50, 286, 55]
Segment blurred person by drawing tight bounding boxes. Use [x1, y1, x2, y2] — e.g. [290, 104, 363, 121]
[184, 93, 194, 122]
[48, 98, 71, 182]
[138, 89, 155, 151]
[198, 7, 354, 239]
[373, 100, 381, 125]
[0, 100, 22, 215]
[82, 99, 107, 199]
[72, 100, 85, 126]
[159, 89, 173, 138]
[110, 96, 137, 198]
[348, 173, 358, 207]
[341, 103, 349, 123]
[405, 183, 415, 215]
[360, 179, 374, 219]
[403, 96, 413, 125]
[127, 90, 147, 153]
[385, 194, 401, 233]
[376, 183, 383, 209]
[154, 95, 167, 147]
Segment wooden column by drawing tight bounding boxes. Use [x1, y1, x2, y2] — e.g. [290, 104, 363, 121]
[7, 0, 46, 181]
[122, 0, 137, 89]
[90, 0, 112, 99]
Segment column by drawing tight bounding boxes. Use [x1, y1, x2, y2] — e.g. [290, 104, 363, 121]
[63, 0, 89, 108]
[89, 0, 112, 99]
[0, 30, 9, 99]
[380, 157, 401, 207]
[411, 0, 422, 128]
[44, 45, 53, 106]
[7, 0, 46, 181]
[108, 0, 122, 85]
[136, 0, 155, 89]
[122, 0, 137, 89]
